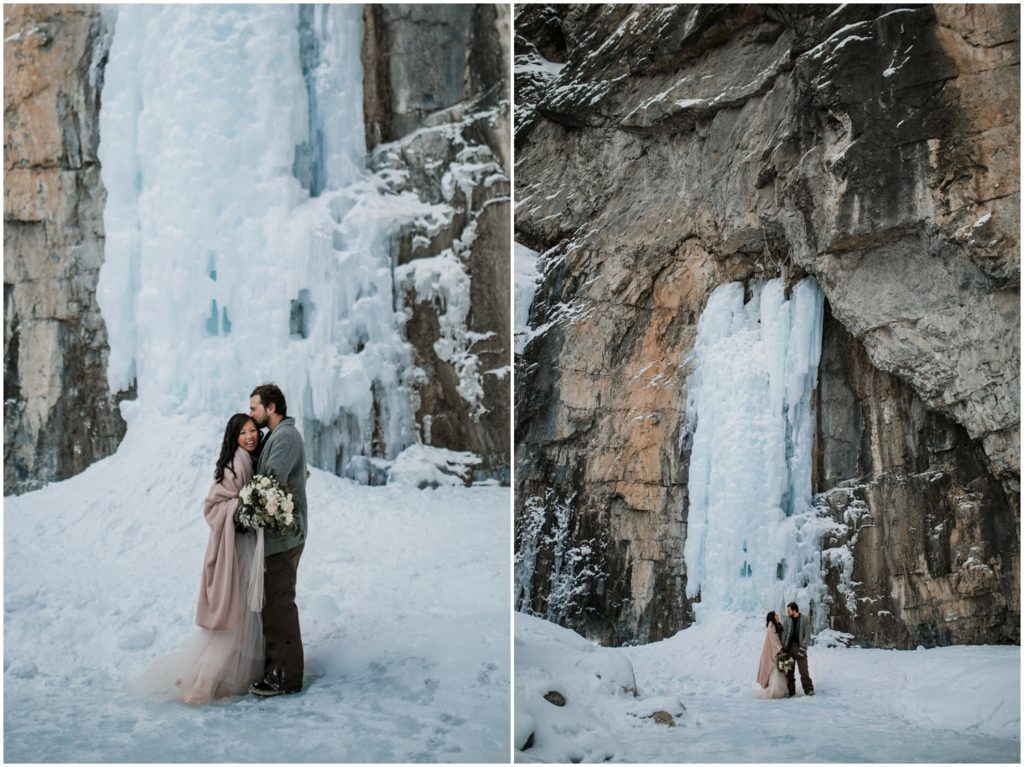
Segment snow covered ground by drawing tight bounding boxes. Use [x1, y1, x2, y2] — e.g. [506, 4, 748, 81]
[516, 613, 1020, 763]
[4, 413, 510, 762]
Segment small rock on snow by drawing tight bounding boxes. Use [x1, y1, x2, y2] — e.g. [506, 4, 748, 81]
[544, 690, 567, 707]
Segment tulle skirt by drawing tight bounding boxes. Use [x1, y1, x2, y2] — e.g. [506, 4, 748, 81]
[760, 667, 789, 699]
[134, 533, 264, 705]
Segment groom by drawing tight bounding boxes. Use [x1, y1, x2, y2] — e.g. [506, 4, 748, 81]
[248, 383, 308, 696]
[781, 601, 814, 697]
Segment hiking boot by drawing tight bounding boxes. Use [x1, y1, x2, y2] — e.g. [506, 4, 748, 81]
[249, 679, 300, 697]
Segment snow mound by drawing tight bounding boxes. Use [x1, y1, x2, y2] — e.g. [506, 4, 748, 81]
[387, 443, 482, 488]
[515, 614, 638, 762]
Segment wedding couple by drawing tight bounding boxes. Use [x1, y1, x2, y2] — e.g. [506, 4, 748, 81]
[757, 602, 815, 699]
[138, 384, 308, 705]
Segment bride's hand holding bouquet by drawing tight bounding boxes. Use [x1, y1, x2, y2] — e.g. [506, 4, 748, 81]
[234, 474, 296, 532]
[233, 473, 297, 611]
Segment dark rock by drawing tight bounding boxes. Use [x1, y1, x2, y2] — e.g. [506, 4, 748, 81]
[363, 4, 508, 148]
[649, 711, 675, 727]
[515, 5, 567, 63]
[544, 690, 566, 707]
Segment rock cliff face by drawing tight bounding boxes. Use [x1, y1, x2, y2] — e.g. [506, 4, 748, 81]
[816, 309, 1018, 647]
[4, 5, 126, 496]
[364, 4, 511, 479]
[515, 4, 1019, 646]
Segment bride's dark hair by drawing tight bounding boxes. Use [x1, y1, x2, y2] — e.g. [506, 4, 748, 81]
[215, 414, 258, 481]
[766, 611, 777, 627]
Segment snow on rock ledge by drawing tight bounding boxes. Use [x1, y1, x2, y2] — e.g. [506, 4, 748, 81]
[365, 4, 511, 480]
[387, 443, 481, 489]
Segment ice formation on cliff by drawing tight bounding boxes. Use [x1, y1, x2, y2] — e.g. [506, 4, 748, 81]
[513, 241, 542, 354]
[96, 5, 443, 478]
[683, 277, 829, 620]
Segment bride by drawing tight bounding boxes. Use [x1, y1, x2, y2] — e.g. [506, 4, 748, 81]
[757, 611, 789, 699]
[135, 414, 265, 704]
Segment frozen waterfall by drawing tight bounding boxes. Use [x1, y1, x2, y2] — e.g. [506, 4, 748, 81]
[683, 276, 828, 622]
[97, 5, 418, 478]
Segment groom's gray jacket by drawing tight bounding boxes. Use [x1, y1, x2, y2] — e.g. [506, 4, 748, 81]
[782, 613, 811, 655]
[256, 417, 308, 556]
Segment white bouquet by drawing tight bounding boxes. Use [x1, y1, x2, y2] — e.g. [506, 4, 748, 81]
[237, 474, 296, 532]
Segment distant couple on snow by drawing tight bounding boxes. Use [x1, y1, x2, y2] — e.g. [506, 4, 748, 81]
[757, 602, 814, 699]
[137, 384, 308, 704]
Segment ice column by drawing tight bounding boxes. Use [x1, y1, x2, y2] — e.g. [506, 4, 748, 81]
[683, 277, 826, 618]
[97, 5, 417, 478]
[513, 242, 542, 354]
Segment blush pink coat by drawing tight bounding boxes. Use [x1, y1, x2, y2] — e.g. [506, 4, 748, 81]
[757, 624, 784, 687]
[196, 447, 253, 630]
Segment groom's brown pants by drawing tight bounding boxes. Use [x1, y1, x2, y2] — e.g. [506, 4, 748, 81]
[786, 649, 813, 695]
[263, 543, 304, 692]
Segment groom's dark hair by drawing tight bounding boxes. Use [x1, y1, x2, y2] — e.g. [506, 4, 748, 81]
[788, 602, 799, 613]
[251, 383, 287, 417]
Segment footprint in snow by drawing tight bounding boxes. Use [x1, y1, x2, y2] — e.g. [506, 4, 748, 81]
[413, 677, 441, 704]
[476, 662, 498, 686]
[426, 735, 462, 752]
